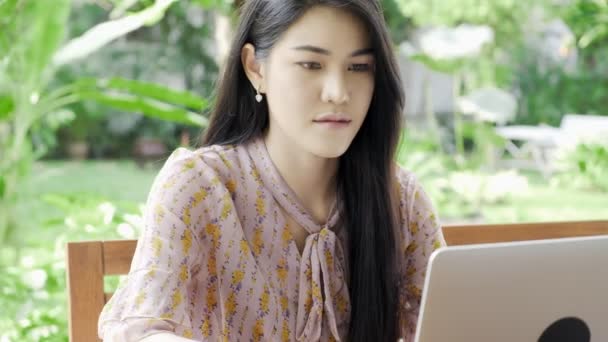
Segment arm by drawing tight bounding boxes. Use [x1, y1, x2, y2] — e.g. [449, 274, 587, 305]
[396, 171, 446, 342]
[99, 149, 216, 341]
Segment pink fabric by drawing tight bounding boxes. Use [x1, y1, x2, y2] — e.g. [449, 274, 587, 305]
[98, 137, 445, 342]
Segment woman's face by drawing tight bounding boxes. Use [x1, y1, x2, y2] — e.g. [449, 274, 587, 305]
[248, 5, 375, 159]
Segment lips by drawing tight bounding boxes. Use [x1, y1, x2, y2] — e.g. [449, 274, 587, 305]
[314, 119, 351, 123]
[313, 113, 352, 123]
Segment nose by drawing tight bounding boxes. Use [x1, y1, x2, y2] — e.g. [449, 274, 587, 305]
[321, 71, 350, 105]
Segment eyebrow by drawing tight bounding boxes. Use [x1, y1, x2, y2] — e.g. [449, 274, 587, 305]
[291, 45, 374, 57]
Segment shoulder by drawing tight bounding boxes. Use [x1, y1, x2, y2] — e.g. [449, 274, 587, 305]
[394, 164, 429, 208]
[144, 144, 249, 227]
[196, 143, 242, 173]
[393, 164, 444, 255]
[157, 144, 242, 182]
[393, 164, 439, 230]
[394, 164, 418, 196]
[149, 144, 246, 200]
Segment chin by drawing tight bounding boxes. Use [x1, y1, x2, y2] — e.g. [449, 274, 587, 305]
[308, 140, 353, 159]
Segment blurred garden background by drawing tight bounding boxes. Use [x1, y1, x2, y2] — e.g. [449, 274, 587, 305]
[1, 0, 607, 340]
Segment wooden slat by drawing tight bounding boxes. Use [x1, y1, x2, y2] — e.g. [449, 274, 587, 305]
[66, 241, 104, 342]
[104, 292, 114, 303]
[443, 220, 608, 245]
[102, 239, 137, 275]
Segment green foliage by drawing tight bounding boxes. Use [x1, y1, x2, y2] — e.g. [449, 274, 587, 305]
[460, 121, 505, 166]
[158, 1, 221, 95]
[394, 0, 554, 43]
[395, 0, 561, 91]
[1, 0, 218, 336]
[0, 0, 72, 247]
[1, 257, 69, 341]
[563, 0, 608, 49]
[513, 54, 608, 126]
[381, 0, 415, 43]
[554, 144, 608, 192]
[504, 1, 608, 127]
[396, 134, 448, 199]
[46, 0, 220, 157]
[0, 192, 142, 341]
[75, 77, 208, 127]
[397, 131, 528, 219]
[0, 157, 156, 341]
[0, 0, 209, 247]
[0, 0, 71, 89]
[191, 0, 235, 14]
[0, 95, 14, 118]
[53, 0, 179, 66]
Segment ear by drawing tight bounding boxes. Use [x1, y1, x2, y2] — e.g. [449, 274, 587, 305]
[241, 43, 266, 93]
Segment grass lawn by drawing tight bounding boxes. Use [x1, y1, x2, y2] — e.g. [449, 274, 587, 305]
[16, 160, 161, 245]
[481, 177, 608, 224]
[28, 159, 161, 202]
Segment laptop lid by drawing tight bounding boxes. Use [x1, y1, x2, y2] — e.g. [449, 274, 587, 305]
[414, 235, 608, 342]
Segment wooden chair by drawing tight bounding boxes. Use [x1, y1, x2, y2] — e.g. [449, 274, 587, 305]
[66, 220, 608, 341]
[442, 220, 608, 245]
[66, 240, 137, 342]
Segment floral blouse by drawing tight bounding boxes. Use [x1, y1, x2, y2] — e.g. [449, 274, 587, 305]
[98, 137, 445, 342]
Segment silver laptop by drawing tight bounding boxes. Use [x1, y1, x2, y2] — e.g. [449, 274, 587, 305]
[414, 235, 608, 342]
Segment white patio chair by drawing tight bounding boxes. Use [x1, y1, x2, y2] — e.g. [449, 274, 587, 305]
[495, 114, 608, 177]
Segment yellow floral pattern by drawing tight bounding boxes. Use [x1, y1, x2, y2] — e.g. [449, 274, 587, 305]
[98, 138, 445, 342]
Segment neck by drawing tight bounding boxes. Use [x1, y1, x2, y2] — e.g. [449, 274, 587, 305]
[264, 131, 338, 223]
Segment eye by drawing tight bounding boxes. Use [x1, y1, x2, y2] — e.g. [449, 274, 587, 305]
[348, 63, 373, 72]
[297, 62, 322, 70]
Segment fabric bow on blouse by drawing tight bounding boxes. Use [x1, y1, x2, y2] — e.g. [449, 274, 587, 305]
[250, 139, 350, 342]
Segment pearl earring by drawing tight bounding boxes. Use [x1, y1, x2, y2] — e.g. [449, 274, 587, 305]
[255, 85, 263, 103]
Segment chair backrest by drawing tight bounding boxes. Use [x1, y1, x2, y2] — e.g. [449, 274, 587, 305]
[66, 240, 136, 342]
[442, 220, 608, 245]
[66, 220, 608, 341]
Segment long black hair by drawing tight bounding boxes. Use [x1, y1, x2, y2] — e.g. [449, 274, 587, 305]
[203, 1, 405, 341]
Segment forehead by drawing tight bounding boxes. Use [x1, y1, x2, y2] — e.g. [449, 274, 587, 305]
[274, 5, 371, 54]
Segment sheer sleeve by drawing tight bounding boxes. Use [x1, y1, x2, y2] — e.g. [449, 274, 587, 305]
[98, 148, 220, 341]
[395, 168, 446, 342]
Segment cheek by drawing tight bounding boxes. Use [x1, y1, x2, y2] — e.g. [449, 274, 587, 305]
[350, 76, 375, 109]
[267, 69, 318, 110]
[352, 72, 375, 93]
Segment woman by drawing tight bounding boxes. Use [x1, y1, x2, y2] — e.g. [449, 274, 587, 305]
[98, 0, 445, 341]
